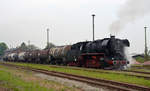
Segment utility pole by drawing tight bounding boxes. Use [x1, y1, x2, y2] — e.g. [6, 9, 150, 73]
[92, 14, 95, 41]
[144, 26, 148, 60]
[28, 40, 30, 51]
[28, 40, 30, 46]
[47, 28, 50, 48]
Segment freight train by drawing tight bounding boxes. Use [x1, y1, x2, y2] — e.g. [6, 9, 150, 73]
[3, 36, 130, 69]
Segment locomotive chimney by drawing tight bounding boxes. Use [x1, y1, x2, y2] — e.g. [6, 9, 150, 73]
[110, 35, 115, 39]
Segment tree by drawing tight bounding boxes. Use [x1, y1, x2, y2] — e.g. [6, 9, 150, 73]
[148, 50, 150, 57]
[0, 42, 8, 56]
[19, 42, 28, 51]
[27, 44, 39, 51]
[45, 42, 55, 49]
[18, 42, 39, 51]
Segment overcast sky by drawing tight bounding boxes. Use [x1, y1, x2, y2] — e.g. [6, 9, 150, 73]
[0, 0, 149, 54]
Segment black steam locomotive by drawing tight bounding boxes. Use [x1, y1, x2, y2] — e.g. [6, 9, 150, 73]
[3, 36, 130, 69]
[63, 35, 130, 69]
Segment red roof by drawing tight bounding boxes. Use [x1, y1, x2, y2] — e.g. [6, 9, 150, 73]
[132, 59, 141, 65]
[143, 61, 150, 65]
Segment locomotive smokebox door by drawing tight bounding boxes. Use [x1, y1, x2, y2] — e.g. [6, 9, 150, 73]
[110, 35, 115, 39]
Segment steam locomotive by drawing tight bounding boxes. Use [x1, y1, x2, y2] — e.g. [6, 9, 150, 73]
[3, 36, 130, 69]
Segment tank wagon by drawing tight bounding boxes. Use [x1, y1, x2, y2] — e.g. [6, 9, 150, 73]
[3, 36, 130, 69]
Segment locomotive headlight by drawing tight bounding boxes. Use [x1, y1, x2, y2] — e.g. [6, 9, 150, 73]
[74, 58, 77, 61]
[112, 58, 114, 60]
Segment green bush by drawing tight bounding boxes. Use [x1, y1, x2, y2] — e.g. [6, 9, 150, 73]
[135, 57, 146, 63]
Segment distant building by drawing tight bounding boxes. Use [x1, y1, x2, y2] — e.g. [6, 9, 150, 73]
[132, 54, 144, 58]
[143, 61, 150, 65]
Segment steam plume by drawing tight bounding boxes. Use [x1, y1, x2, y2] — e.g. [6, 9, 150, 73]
[124, 47, 133, 69]
[110, 0, 150, 35]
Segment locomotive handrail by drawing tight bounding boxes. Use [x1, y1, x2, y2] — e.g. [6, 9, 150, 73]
[81, 53, 105, 56]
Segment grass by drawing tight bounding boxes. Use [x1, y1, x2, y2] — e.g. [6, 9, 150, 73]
[135, 57, 146, 63]
[135, 56, 150, 63]
[0, 68, 52, 91]
[129, 65, 150, 72]
[0, 64, 81, 91]
[129, 68, 150, 73]
[4, 62, 150, 88]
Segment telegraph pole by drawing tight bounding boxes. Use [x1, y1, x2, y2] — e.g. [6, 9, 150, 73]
[92, 14, 95, 41]
[47, 28, 49, 48]
[28, 40, 30, 51]
[28, 40, 30, 46]
[144, 26, 148, 60]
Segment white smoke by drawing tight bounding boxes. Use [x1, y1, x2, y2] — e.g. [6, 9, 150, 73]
[110, 0, 150, 35]
[124, 47, 133, 69]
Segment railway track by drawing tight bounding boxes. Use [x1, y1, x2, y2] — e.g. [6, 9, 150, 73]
[1, 63, 150, 91]
[42, 64, 150, 75]
[68, 67, 150, 80]
[2, 62, 150, 80]
[43, 64, 150, 80]
[122, 70, 150, 75]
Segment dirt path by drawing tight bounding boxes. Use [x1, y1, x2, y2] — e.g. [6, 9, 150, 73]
[34, 73, 107, 91]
